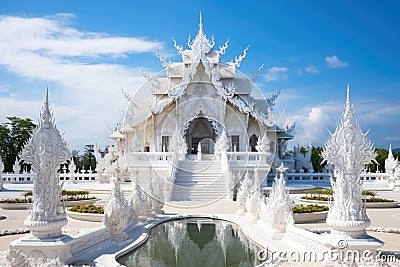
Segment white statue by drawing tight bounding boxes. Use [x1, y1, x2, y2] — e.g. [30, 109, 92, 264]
[197, 142, 202, 161]
[13, 158, 21, 175]
[103, 176, 131, 239]
[148, 172, 165, 213]
[19, 90, 71, 239]
[236, 172, 252, 214]
[68, 157, 76, 183]
[385, 144, 399, 188]
[245, 180, 262, 223]
[260, 163, 294, 232]
[214, 130, 230, 152]
[255, 132, 271, 152]
[322, 86, 376, 237]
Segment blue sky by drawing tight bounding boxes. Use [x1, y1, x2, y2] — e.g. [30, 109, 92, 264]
[0, 0, 399, 151]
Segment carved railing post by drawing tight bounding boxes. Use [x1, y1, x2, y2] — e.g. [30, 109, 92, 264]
[322, 87, 376, 238]
[20, 90, 71, 239]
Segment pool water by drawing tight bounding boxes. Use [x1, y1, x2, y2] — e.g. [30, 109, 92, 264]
[117, 218, 264, 267]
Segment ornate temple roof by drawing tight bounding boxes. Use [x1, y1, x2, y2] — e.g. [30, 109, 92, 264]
[121, 14, 294, 139]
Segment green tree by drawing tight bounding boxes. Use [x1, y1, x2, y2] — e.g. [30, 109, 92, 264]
[311, 146, 327, 173]
[0, 117, 36, 172]
[367, 148, 388, 173]
[81, 144, 96, 171]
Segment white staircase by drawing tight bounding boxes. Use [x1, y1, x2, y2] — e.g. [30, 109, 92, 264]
[171, 156, 229, 201]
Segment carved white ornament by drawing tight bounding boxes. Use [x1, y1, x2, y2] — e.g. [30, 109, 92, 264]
[103, 176, 131, 239]
[214, 130, 230, 152]
[322, 86, 376, 236]
[13, 158, 20, 174]
[255, 132, 271, 152]
[236, 172, 253, 213]
[260, 163, 294, 231]
[187, 13, 215, 56]
[20, 91, 71, 239]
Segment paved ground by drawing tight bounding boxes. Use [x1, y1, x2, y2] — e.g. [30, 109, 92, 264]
[1, 181, 400, 255]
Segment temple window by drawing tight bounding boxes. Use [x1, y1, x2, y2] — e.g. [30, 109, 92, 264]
[162, 136, 171, 152]
[231, 135, 239, 152]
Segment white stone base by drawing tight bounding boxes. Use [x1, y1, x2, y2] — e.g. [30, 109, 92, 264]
[323, 233, 384, 251]
[10, 234, 74, 264]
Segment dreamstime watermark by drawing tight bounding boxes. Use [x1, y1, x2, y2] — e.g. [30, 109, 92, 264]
[256, 241, 399, 265]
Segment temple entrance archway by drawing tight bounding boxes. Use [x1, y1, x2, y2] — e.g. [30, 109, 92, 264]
[185, 117, 216, 154]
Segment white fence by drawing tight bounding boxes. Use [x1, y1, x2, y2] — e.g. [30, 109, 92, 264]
[1, 169, 98, 183]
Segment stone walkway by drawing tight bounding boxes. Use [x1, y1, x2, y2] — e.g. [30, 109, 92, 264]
[1, 182, 400, 260]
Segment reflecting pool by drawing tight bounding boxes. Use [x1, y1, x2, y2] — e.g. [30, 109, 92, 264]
[117, 218, 264, 267]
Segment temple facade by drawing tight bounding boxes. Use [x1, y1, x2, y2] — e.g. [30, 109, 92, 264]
[101, 15, 295, 201]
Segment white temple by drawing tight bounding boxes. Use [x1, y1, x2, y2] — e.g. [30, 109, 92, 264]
[103, 15, 294, 202]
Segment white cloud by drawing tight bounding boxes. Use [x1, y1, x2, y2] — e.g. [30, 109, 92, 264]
[0, 14, 164, 149]
[285, 104, 340, 147]
[305, 64, 319, 74]
[264, 67, 288, 81]
[325, 55, 348, 68]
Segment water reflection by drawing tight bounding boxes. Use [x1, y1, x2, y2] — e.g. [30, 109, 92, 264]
[118, 218, 263, 267]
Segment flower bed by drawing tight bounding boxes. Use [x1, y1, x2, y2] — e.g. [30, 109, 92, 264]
[292, 205, 328, 223]
[66, 204, 104, 222]
[299, 196, 398, 208]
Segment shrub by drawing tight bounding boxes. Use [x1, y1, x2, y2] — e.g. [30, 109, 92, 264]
[69, 204, 104, 214]
[301, 195, 330, 201]
[366, 197, 394, 203]
[0, 198, 31, 203]
[304, 189, 375, 197]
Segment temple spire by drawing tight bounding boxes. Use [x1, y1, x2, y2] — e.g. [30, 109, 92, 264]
[40, 87, 52, 126]
[199, 11, 204, 35]
[343, 84, 353, 122]
[388, 144, 393, 158]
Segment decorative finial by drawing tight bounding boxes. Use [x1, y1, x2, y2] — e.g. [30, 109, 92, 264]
[40, 87, 52, 126]
[343, 84, 353, 123]
[45, 87, 49, 106]
[277, 162, 288, 176]
[199, 11, 203, 34]
[389, 144, 393, 158]
[188, 12, 214, 55]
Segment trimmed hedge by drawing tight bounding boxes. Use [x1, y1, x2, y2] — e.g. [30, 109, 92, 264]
[293, 204, 329, 213]
[23, 190, 93, 201]
[0, 198, 31, 203]
[69, 204, 104, 214]
[304, 189, 375, 197]
[301, 196, 394, 202]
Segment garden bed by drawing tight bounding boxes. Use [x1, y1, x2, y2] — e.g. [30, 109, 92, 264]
[292, 204, 329, 223]
[66, 210, 103, 222]
[299, 197, 398, 208]
[0, 190, 98, 210]
[66, 204, 104, 222]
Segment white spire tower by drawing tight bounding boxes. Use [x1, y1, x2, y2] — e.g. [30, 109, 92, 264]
[322, 86, 376, 238]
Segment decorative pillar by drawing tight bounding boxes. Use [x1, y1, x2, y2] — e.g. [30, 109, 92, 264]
[322, 87, 376, 238]
[19, 90, 71, 239]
